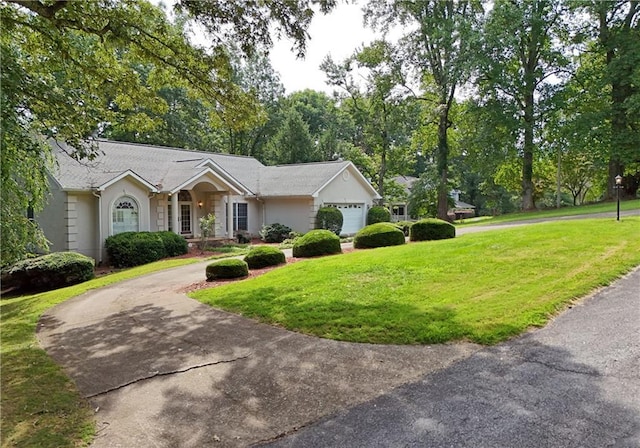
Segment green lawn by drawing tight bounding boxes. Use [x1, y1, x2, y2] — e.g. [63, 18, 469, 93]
[0, 257, 198, 448]
[192, 218, 640, 345]
[457, 198, 640, 225]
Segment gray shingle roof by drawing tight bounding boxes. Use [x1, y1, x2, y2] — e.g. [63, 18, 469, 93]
[257, 161, 351, 197]
[48, 139, 357, 198]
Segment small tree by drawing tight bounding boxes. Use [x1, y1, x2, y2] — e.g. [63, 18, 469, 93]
[199, 213, 216, 251]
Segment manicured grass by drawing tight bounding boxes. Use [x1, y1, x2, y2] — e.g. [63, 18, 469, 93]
[192, 218, 640, 345]
[0, 257, 198, 448]
[206, 244, 251, 259]
[458, 199, 640, 225]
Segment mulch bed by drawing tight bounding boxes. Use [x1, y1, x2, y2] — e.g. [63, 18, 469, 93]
[179, 247, 355, 294]
[178, 257, 301, 294]
[94, 245, 355, 294]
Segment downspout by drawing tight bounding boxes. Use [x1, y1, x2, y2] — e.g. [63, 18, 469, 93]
[92, 190, 103, 265]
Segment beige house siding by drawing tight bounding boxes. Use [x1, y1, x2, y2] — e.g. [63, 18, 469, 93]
[38, 182, 68, 253]
[318, 166, 376, 204]
[263, 198, 315, 234]
[150, 194, 164, 232]
[73, 193, 99, 261]
[247, 199, 261, 236]
[102, 178, 151, 238]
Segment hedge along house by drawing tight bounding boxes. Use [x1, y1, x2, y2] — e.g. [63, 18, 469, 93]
[39, 139, 380, 264]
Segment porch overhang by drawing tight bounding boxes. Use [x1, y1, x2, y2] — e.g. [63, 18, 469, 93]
[168, 168, 249, 195]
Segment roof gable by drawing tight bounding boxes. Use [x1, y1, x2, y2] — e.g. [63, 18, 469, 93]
[98, 169, 158, 192]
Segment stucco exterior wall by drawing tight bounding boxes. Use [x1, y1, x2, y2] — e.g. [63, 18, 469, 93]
[37, 180, 68, 253]
[264, 198, 315, 234]
[150, 194, 165, 232]
[317, 166, 376, 205]
[247, 199, 261, 236]
[101, 178, 151, 238]
[74, 193, 99, 261]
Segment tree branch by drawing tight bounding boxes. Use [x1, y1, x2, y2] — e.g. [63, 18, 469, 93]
[9, 0, 69, 19]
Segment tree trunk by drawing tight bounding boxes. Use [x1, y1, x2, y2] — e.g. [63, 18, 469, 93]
[522, 89, 535, 210]
[606, 78, 628, 199]
[378, 129, 388, 200]
[436, 108, 450, 221]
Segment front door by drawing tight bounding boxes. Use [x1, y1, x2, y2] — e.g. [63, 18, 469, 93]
[180, 203, 192, 235]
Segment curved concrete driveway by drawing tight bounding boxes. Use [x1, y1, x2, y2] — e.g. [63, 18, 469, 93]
[37, 211, 639, 447]
[37, 254, 479, 447]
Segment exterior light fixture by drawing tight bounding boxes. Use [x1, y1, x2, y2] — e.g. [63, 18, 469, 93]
[198, 200, 203, 209]
[615, 175, 623, 221]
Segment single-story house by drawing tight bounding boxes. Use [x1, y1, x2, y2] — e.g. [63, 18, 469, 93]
[448, 189, 476, 220]
[38, 139, 380, 263]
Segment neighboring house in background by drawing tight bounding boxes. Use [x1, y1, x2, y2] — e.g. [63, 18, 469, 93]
[389, 175, 418, 222]
[39, 139, 380, 263]
[448, 189, 476, 220]
[389, 176, 475, 221]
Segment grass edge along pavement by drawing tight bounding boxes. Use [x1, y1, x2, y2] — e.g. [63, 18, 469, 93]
[192, 218, 640, 345]
[0, 257, 199, 448]
[457, 198, 640, 226]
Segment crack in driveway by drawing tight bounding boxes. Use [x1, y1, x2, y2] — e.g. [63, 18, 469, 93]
[87, 353, 252, 398]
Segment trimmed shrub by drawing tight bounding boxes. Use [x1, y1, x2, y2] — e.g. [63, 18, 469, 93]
[260, 223, 292, 243]
[367, 205, 391, 225]
[394, 221, 414, 237]
[315, 206, 343, 235]
[156, 231, 188, 257]
[7, 252, 95, 291]
[410, 218, 456, 241]
[354, 223, 406, 249]
[292, 229, 342, 258]
[244, 246, 286, 269]
[105, 231, 165, 267]
[206, 259, 249, 280]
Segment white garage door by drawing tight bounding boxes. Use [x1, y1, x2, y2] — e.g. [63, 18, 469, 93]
[327, 204, 364, 235]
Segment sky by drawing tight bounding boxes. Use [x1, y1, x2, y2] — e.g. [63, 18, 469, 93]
[159, 0, 384, 95]
[268, 1, 378, 94]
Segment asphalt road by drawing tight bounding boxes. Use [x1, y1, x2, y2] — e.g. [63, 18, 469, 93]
[264, 267, 640, 448]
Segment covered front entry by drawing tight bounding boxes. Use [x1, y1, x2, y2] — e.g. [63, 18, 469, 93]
[326, 203, 365, 235]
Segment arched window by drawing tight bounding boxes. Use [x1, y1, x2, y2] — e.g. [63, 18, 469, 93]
[112, 196, 139, 234]
[178, 190, 192, 201]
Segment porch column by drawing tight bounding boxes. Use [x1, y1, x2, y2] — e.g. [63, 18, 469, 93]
[226, 194, 234, 238]
[171, 193, 179, 235]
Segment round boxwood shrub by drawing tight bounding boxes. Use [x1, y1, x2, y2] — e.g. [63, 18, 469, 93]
[244, 246, 286, 269]
[367, 205, 391, 225]
[354, 223, 406, 249]
[409, 218, 456, 241]
[315, 206, 343, 235]
[156, 231, 188, 257]
[7, 252, 95, 291]
[105, 231, 165, 267]
[260, 223, 293, 243]
[206, 259, 249, 281]
[292, 229, 342, 258]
